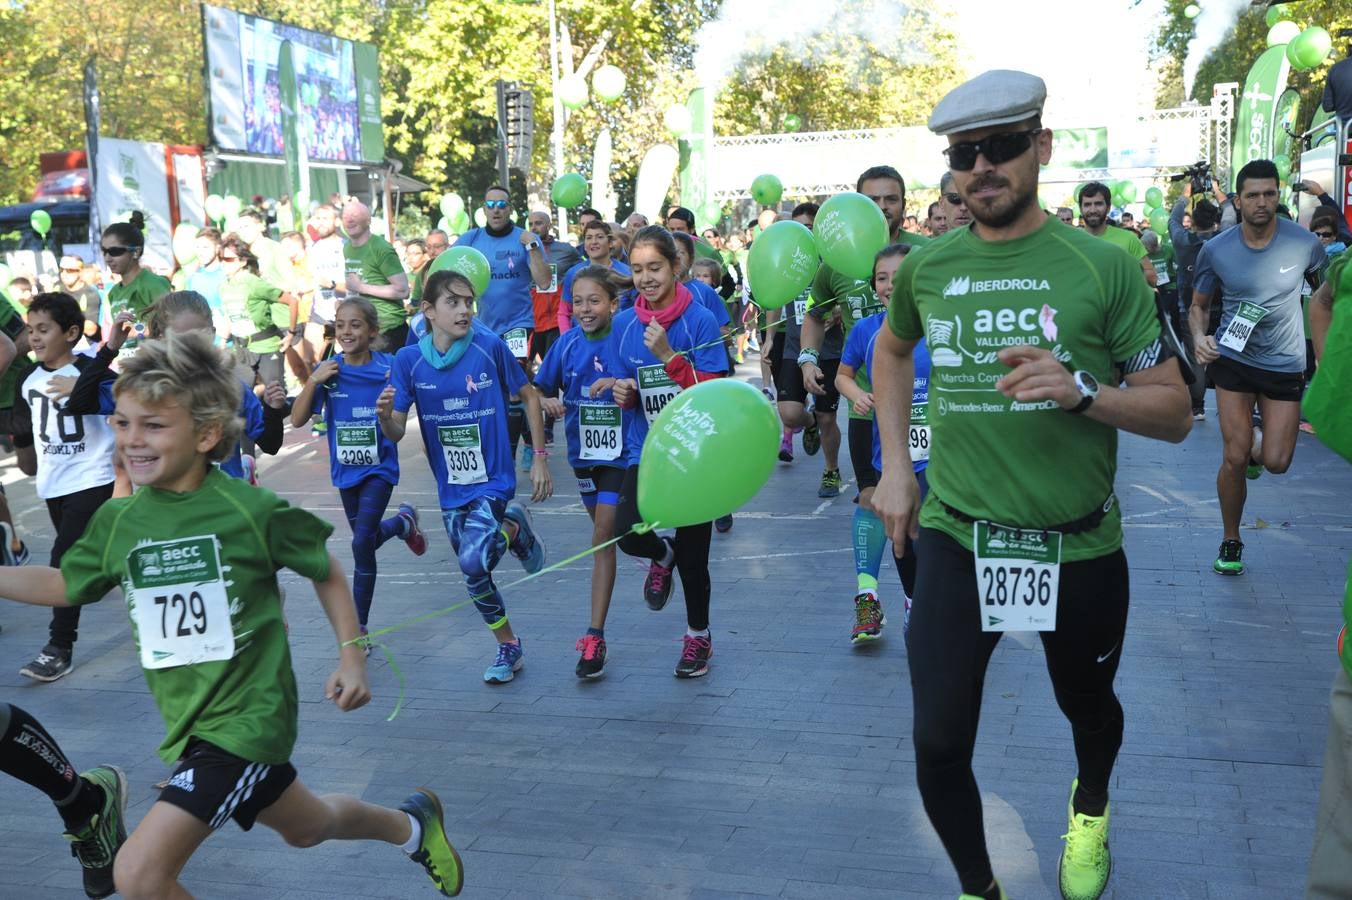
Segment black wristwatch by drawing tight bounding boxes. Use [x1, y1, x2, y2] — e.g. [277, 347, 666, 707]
[1068, 370, 1099, 414]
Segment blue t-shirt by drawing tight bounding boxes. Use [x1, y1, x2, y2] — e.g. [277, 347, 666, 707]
[218, 383, 268, 479]
[862, 324, 929, 475]
[607, 303, 728, 466]
[406, 312, 427, 346]
[312, 351, 400, 489]
[686, 279, 731, 328]
[188, 266, 226, 316]
[391, 330, 527, 509]
[561, 259, 631, 308]
[533, 326, 632, 470]
[454, 227, 536, 336]
[1192, 217, 1326, 373]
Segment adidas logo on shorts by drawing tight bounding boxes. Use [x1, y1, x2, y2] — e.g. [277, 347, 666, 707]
[167, 768, 196, 793]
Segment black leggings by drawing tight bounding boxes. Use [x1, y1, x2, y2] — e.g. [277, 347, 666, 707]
[46, 482, 115, 651]
[907, 527, 1129, 893]
[613, 465, 713, 631]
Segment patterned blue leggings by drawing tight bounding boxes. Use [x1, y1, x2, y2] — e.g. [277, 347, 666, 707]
[443, 496, 510, 628]
[338, 476, 403, 627]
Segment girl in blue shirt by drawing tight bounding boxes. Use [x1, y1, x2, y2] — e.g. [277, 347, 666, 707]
[377, 269, 553, 684]
[609, 227, 728, 679]
[534, 266, 632, 678]
[291, 297, 427, 640]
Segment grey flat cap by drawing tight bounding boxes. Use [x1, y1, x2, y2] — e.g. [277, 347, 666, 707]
[928, 70, 1047, 135]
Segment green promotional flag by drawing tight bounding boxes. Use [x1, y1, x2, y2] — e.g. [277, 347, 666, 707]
[1050, 128, 1108, 169]
[678, 88, 713, 231]
[1231, 46, 1291, 181]
[1272, 89, 1301, 169]
[278, 40, 309, 232]
[354, 41, 384, 163]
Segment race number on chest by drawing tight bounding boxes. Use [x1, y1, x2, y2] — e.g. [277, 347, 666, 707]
[1218, 301, 1269, 353]
[504, 327, 530, 360]
[637, 364, 679, 425]
[579, 402, 622, 460]
[438, 424, 487, 484]
[127, 536, 235, 670]
[336, 425, 379, 467]
[973, 521, 1061, 632]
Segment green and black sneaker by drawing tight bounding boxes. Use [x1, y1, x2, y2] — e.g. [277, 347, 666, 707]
[1213, 539, 1244, 576]
[65, 765, 128, 899]
[1059, 779, 1111, 900]
[400, 788, 464, 897]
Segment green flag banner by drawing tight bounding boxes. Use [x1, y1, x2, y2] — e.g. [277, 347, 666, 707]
[1232, 45, 1291, 181]
[678, 88, 713, 230]
[354, 42, 384, 164]
[1050, 128, 1108, 169]
[278, 40, 309, 231]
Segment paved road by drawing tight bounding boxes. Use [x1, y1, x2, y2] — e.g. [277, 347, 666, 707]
[1, 368, 1347, 899]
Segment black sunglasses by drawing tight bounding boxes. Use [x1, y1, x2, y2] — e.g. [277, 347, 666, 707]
[944, 129, 1043, 171]
[1315, 230, 1335, 238]
[943, 192, 963, 205]
[101, 245, 133, 257]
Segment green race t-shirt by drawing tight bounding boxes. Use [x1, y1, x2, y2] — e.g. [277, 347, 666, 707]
[1091, 225, 1148, 262]
[220, 271, 288, 353]
[888, 215, 1160, 561]
[1148, 244, 1176, 288]
[61, 469, 333, 765]
[107, 268, 173, 353]
[344, 235, 407, 333]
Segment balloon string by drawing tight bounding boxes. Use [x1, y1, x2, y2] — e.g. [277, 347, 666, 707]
[343, 519, 660, 718]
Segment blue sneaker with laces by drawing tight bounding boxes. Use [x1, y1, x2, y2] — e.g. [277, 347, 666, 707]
[484, 639, 523, 684]
[503, 502, 545, 574]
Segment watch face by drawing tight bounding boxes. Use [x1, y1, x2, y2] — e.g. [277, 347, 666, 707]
[1079, 371, 1099, 393]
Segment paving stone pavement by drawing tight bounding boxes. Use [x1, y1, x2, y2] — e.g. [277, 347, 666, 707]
[0, 366, 1347, 899]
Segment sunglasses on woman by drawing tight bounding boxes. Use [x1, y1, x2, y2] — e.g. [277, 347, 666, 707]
[101, 245, 132, 257]
[1314, 230, 1335, 239]
[943, 128, 1043, 171]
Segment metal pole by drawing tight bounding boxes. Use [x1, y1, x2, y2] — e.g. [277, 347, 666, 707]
[549, 0, 567, 235]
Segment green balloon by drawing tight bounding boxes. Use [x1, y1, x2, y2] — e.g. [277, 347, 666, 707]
[559, 76, 588, 110]
[451, 209, 471, 233]
[692, 237, 721, 263]
[637, 379, 780, 528]
[551, 172, 588, 209]
[1289, 26, 1332, 70]
[782, 113, 801, 132]
[1265, 5, 1292, 28]
[750, 173, 784, 207]
[29, 208, 52, 238]
[437, 216, 450, 234]
[1183, 3, 1199, 18]
[204, 194, 225, 222]
[1144, 186, 1164, 208]
[1268, 20, 1301, 47]
[1149, 211, 1169, 233]
[474, 207, 487, 228]
[1118, 181, 1137, 204]
[428, 245, 491, 297]
[439, 193, 464, 218]
[746, 220, 818, 310]
[592, 65, 626, 103]
[813, 192, 888, 280]
[172, 222, 198, 265]
[701, 201, 723, 225]
[224, 195, 244, 218]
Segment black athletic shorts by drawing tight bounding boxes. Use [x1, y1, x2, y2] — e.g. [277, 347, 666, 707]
[1208, 355, 1304, 402]
[848, 417, 880, 491]
[573, 464, 625, 507]
[531, 328, 560, 363]
[774, 356, 840, 413]
[158, 739, 297, 831]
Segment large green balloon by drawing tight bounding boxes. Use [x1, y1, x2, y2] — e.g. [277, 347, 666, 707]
[224, 195, 244, 219]
[1118, 181, 1138, 204]
[1183, 3, 1199, 18]
[750, 173, 783, 207]
[746, 220, 818, 310]
[1149, 211, 1169, 233]
[474, 207, 487, 228]
[172, 222, 198, 265]
[29, 209, 52, 238]
[1289, 26, 1332, 70]
[450, 209, 471, 233]
[701, 201, 723, 225]
[439, 193, 464, 218]
[428, 245, 491, 297]
[1268, 20, 1301, 48]
[782, 113, 801, 132]
[592, 65, 626, 102]
[663, 104, 693, 136]
[637, 379, 780, 528]
[813, 192, 888, 280]
[1144, 186, 1164, 208]
[204, 194, 225, 222]
[559, 76, 588, 110]
[551, 172, 588, 209]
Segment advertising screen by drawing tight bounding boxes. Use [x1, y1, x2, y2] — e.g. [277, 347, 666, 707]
[202, 3, 383, 163]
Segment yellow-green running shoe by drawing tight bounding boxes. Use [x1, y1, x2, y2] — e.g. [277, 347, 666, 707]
[65, 765, 127, 899]
[400, 788, 464, 896]
[1058, 778, 1111, 900]
[958, 882, 1008, 900]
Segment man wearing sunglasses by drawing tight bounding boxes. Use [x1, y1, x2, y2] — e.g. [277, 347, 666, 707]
[453, 186, 553, 462]
[938, 170, 972, 232]
[800, 166, 931, 501]
[870, 69, 1192, 900]
[1078, 182, 1157, 287]
[57, 256, 101, 337]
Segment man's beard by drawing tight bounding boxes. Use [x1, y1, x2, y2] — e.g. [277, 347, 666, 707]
[967, 175, 1037, 230]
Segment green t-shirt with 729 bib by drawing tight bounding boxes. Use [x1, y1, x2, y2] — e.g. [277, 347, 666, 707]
[887, 215, 1161, 561]
[60, 469, 334, 765]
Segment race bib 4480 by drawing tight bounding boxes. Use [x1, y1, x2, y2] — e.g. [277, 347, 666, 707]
[637, 364, 679, 426]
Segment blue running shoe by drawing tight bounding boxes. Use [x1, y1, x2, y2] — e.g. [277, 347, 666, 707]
[484, 639, 523, 684]
[503, 502, 545, 574]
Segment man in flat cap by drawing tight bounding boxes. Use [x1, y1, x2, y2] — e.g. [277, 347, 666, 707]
[870, 69, 1193, 900]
